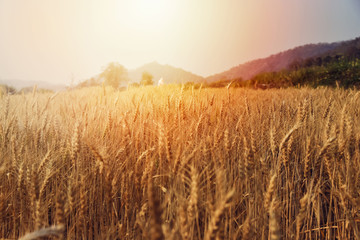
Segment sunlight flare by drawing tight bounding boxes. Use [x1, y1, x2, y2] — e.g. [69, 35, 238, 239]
[122, 0, 177, 31]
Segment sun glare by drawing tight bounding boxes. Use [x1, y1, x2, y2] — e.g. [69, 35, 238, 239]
[125, 0, 176, 31]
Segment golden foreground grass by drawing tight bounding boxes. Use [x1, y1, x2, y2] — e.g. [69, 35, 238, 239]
[0, 86, 359, 239]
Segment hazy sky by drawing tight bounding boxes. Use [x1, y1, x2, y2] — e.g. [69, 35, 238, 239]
[1, 0, 360, 85]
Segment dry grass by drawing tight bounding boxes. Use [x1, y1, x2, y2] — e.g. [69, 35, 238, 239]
[0, 85, 360, 239]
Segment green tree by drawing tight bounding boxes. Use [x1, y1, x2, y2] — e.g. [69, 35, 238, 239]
[100, 62, 128, 88]
[140, 71, 154, 86]
[128, 82, 140, 88]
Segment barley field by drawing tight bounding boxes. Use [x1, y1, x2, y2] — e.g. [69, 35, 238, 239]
[0, 86, 359, 239]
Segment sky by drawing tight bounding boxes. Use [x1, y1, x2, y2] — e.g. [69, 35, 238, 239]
[1, 0, 360, 85]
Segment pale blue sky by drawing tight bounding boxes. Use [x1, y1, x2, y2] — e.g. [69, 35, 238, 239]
[0, 0, 360, 85]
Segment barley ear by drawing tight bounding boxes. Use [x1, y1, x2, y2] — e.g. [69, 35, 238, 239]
[269, 197, 281, 240]
[296, 192, 309, 240]
[205, 189, 234, 240]
[264, 173, 277, 210]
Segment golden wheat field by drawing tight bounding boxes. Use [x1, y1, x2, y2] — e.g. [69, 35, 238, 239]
[0, 86, 360, 240]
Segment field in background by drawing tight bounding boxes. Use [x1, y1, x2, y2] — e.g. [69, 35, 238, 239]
[0, 86, 359, 239]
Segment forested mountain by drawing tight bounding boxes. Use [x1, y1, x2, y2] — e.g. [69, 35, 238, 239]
[206, 37, 360, 83]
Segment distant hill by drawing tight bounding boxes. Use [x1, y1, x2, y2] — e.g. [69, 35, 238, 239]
[128, 61, 204, 84]
[0, 79, 66, 92]
[206, 37, 360, 83]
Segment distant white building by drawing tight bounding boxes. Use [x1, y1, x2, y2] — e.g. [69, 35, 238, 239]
[158, 78, 164, 86]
